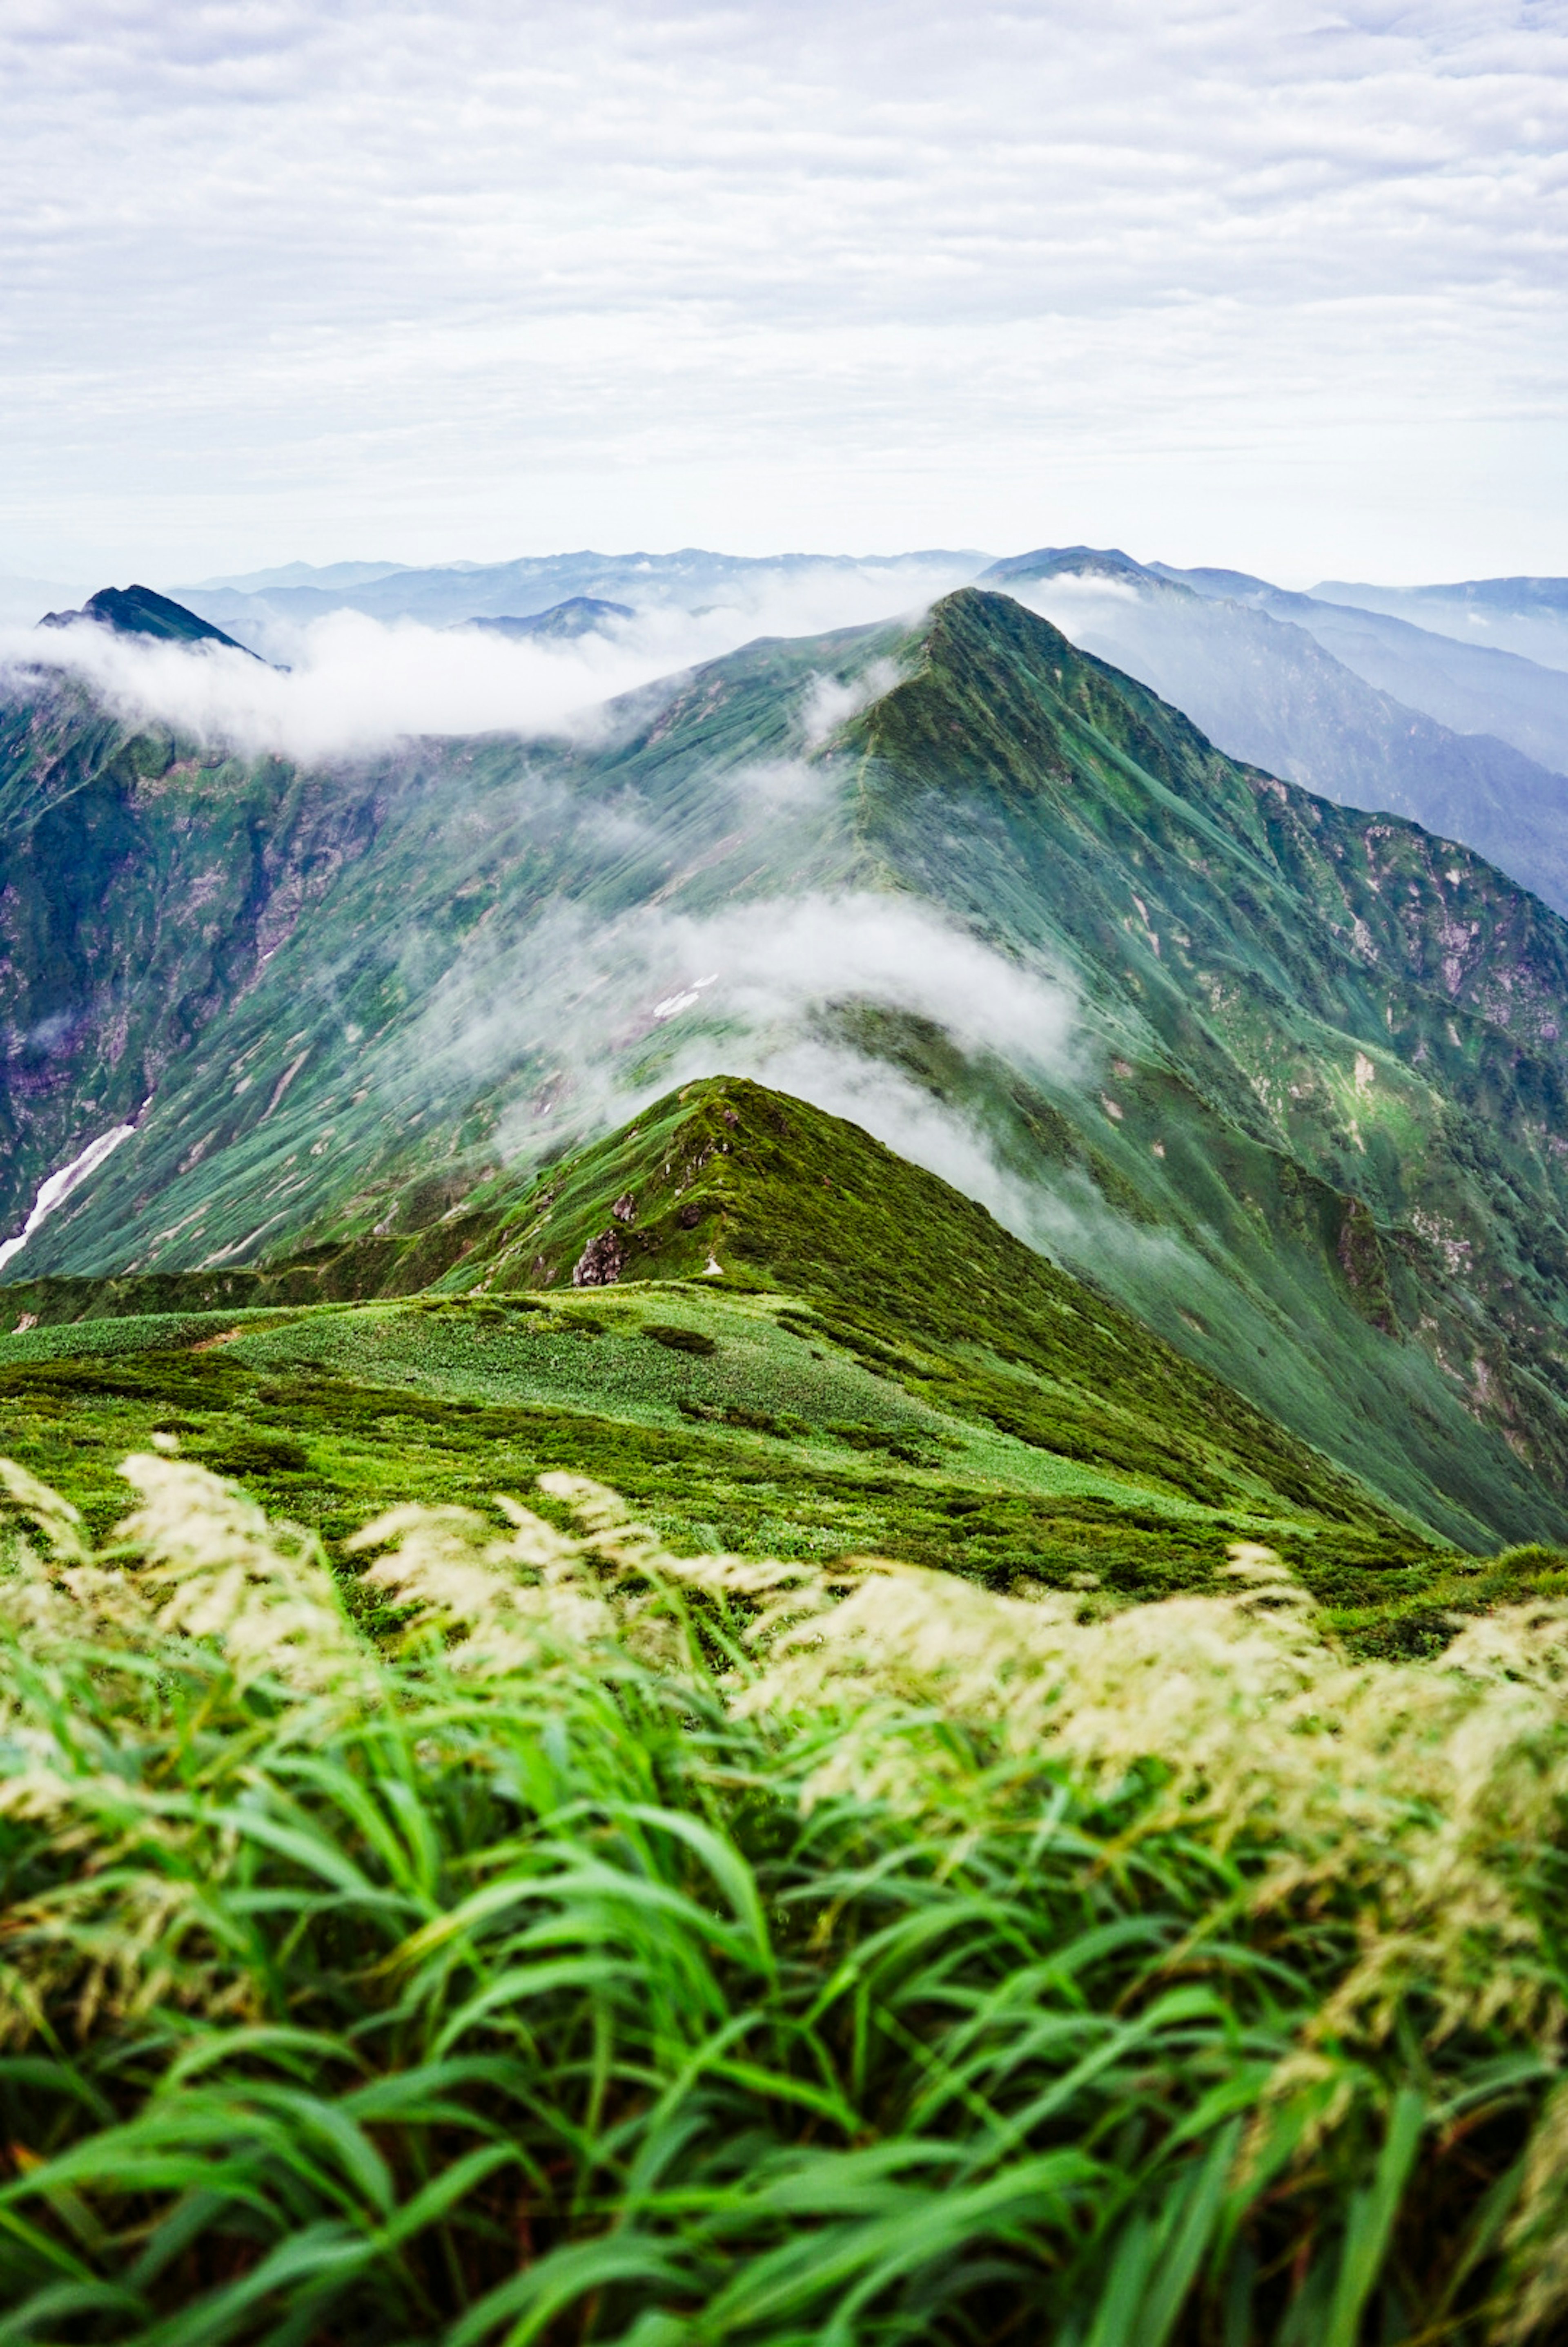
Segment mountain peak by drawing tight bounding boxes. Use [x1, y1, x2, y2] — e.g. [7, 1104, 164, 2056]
[38, 582, 256, 656]
[980, 545, 1152, 587]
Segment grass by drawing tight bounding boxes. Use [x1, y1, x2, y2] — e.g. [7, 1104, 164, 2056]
[0, 1276, 1456, 1626]
[2, 1454, 1568, 2340]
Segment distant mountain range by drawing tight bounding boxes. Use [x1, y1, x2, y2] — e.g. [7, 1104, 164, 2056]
[1313, 575, 1568, 672]
[1156, 563, 1568, 772]
[12, 582, 1568, 1554]
[155, 547, 1568, 911]
[459, 596, 634, 641]
[172, 549, 987, 649]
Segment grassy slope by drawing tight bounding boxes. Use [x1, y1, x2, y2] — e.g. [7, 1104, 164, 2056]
[2, 1077, 1507, 1649]
[0, 1464, 1563, 2342]
[0, 626, 879, 1263]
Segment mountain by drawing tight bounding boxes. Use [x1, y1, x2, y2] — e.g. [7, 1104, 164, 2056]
[10, 589, 1568, 1551]
[1156, 562, 1568, 776]
[1314, 575, 1568, 673]
[171, 547, 989, 654]
[4, 1072, 1423, 1613]
[37, 582, 256, 656]
[190, 559, 412, 593]
[986, 548, 1568, 912]
[460, 596, 634, 640]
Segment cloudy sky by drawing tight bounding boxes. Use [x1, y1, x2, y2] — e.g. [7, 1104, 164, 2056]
[2, 0, 1564, 584]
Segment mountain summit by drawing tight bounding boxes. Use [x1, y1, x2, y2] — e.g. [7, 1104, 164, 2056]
[38, 582, 256, 655]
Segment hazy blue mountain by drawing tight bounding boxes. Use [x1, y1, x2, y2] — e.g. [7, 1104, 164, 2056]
[1313, 576, 1568, 673]
[172, 547, 990, 651]
[0, 571, 94, 627]
[982, 548, 1568, 914]
[1156, 562, 1568, 774]
[10, 589, 1568, 1544]
[459, 596, 634, 640]
[188, 559, 413, 594]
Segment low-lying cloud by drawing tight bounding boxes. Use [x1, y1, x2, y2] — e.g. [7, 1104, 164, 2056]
[0, 567, 947, 764]
[801, 656, 906, 748]
[381, 884, 1079, 1250]
[0, 609, 674, 763]
[407, 889, 1076, 1106]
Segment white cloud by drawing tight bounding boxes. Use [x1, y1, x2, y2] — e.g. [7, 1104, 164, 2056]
[801, 657, 906, 747]
[500, 890, 1084, 1259]
[0, 568, 938, 760]
[0, 4, 1564, 580]
[396, 883, 1078, 1153]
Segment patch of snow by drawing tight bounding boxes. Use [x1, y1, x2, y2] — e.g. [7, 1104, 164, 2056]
[0, 1120, 138, 1272]
[652, 973, 718, 1021]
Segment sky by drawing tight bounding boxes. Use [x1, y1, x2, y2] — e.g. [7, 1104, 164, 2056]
[2, 0, 1565, 587]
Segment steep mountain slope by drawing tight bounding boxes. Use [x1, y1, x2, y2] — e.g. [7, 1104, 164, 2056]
[38, 584, 255, 654]
[1156, 562, 1568, 776]
[9, 593, 1568, 1545]
[985, 548, 1568, 910]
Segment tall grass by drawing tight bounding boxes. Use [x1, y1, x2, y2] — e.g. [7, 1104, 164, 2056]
[0, 1453, 1567, 2342]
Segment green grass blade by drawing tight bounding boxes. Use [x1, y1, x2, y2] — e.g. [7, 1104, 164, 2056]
[1324, 2088, 1425, 2347]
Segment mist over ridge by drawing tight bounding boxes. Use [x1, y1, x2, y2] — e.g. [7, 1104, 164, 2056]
[12, 577, 1568, 1551]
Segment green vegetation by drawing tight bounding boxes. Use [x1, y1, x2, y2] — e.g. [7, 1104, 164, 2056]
[9, 590, 1568, 1548]
[0, 1079, 1452, 1623]
[1, 1453, 1567, 2342]
[11, 567, 1568, 2334]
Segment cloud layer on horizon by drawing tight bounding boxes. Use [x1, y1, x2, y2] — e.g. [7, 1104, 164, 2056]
[0, 558, 946, 759]
[1, 2, 1564, 581]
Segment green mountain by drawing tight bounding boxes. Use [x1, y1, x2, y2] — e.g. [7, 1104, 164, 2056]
[38, 582, 255, 654]
[982, 547, 1568, 911]
[0, 1073, 1445, 1644]
[9, 589, 1568, 1553]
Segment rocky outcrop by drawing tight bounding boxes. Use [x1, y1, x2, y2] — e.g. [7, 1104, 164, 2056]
[572, 1229, 626, 1287]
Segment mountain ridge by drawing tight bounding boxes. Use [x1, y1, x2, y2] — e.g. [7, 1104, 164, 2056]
[37, 582, 257, 656]
[983, 548, 1568, 906]
[9, 587, 1568, 1544]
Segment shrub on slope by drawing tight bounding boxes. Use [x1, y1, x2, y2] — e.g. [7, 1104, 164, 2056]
[0, 1458, 1566, 2340]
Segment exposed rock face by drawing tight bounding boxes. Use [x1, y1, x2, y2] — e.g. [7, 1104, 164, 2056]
[1336, 1196, 1398, 1333]
[572, 1229, 626, 1287]
[678, 1200, 703, 1228]
[611, 1191, 636, 1223]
